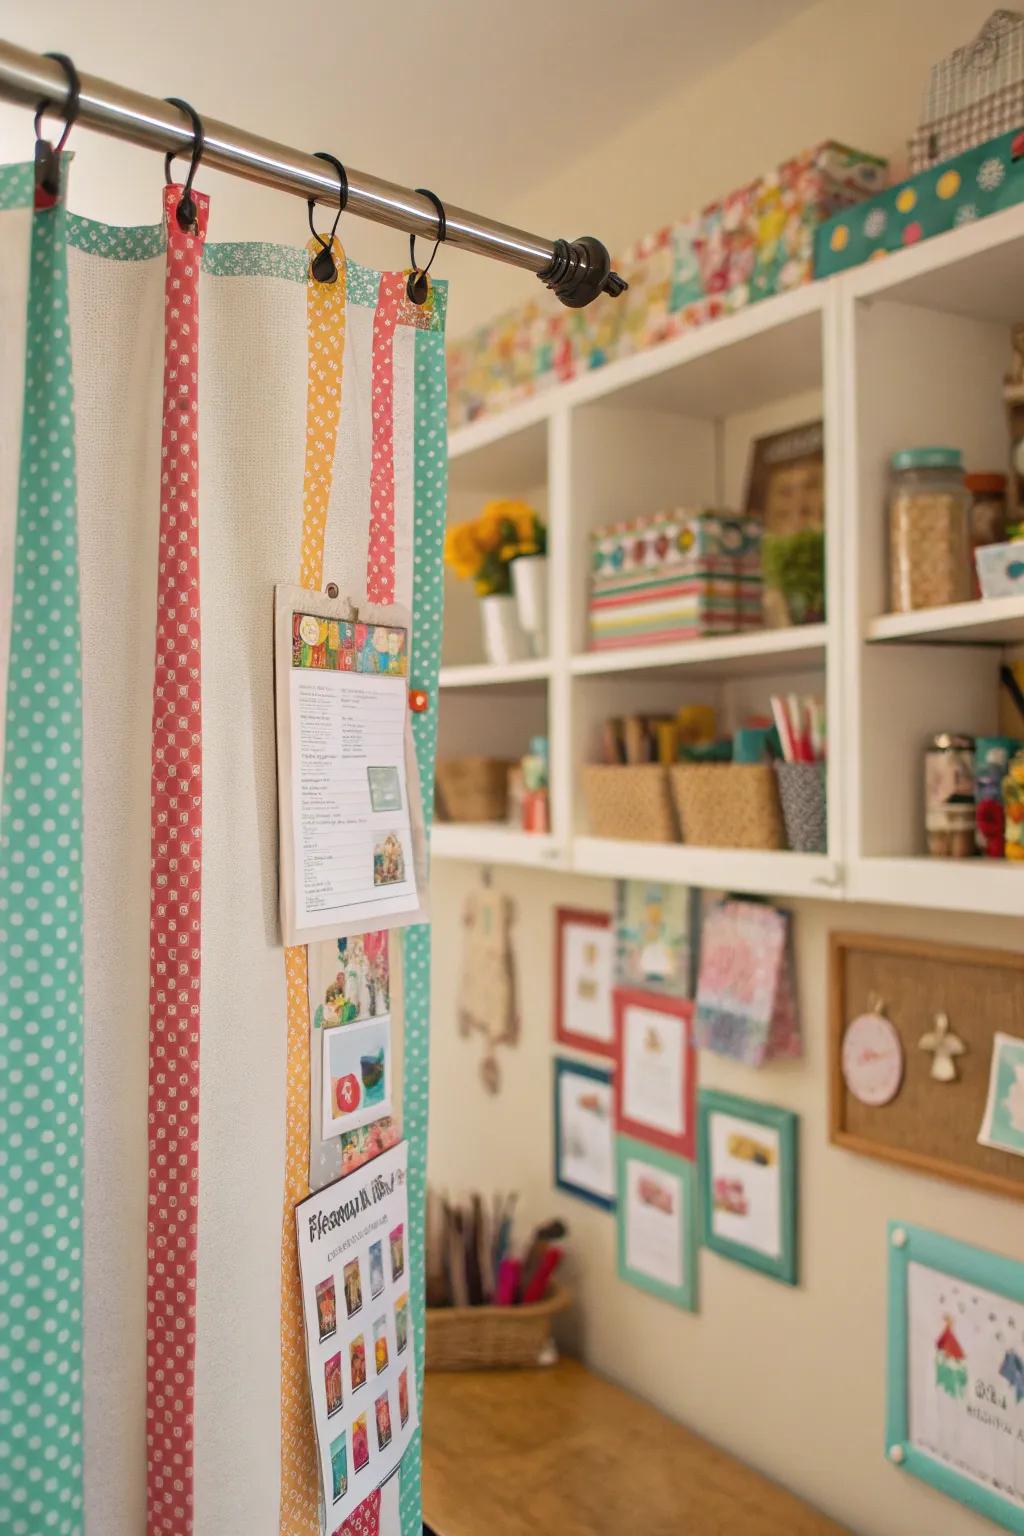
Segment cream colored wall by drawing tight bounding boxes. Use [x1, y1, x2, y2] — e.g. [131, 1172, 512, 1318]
[431, 12, 1024, 1534]
[428, 860, 1024, 1536]
[452, 0, 1001, 336]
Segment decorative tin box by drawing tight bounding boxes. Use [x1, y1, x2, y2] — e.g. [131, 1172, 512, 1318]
[589, 510, 762, 650]
[816, 127, 1024, 278]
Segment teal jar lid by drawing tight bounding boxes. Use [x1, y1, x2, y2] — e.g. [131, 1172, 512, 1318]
[891, 447, 963, 472]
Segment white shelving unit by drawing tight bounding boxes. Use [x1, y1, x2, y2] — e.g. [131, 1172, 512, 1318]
[433, 204, 1024, 917]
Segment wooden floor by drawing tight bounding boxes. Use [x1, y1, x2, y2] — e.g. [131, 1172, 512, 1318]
[422, 1360, 852, 1536]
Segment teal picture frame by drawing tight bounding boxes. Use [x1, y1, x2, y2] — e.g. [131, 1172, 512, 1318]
[553, 1057, 616, 1211]
[697, 1089, 798, 1286]
[886, 1222, 1024, 1535]
[615, 1135, 697, 1310]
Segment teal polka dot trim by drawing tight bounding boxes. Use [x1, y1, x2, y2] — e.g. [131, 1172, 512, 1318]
[399, 326, 448, 1536]
[0, 167, 85, 1535]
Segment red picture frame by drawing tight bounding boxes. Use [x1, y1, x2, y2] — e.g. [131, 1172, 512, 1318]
[613, 987, 696, 1159]
[554, 907, 615, 1058]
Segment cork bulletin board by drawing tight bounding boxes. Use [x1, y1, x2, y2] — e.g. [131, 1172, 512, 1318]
[829, 932, 1024, 1201]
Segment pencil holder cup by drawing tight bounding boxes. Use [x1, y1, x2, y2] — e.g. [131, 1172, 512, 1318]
[774, 761, 827, 853]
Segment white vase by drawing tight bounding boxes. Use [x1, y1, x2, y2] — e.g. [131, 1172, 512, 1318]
[511, 555, 548, 657]
[480, 593, 530, 665]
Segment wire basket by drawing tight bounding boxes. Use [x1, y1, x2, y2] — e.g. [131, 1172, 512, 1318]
[424, 1284, 571, 1372]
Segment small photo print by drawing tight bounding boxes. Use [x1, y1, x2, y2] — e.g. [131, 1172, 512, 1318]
[322, 1015, 391, 1138]
[343, 1258, 363, 1319]
[315, 1276, 337, 1342]
[330, 1432, 348, 1503]
[390, 1224, 405, 1282]
[978, 1032, 1024, 1159]
[373, 1315, 389, 1375]
[367, 764, 402, 814]
[349, 1334, 367, 1392]
[374, 1390, 393, 1452]
[369, 1240, 385, 1300]
[355, 621, 408, 677]
[324, 1352, 343, 1419]
[398, 1367, 409, 1428]
[312, 931, 390, 1029]
[373, 832, 406, 887]
[351, 1412, 370, 1474]
[395, 1292, 409, 1355]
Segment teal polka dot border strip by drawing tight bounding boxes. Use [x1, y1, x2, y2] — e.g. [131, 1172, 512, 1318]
[0, 173, 85, 1534]
[398, 325, 449, 1536]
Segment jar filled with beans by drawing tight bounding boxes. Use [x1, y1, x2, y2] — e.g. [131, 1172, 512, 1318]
[889, 447, 971, 612]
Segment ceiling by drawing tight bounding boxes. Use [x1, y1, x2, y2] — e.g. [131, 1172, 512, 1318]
[0, 0, 814, 230]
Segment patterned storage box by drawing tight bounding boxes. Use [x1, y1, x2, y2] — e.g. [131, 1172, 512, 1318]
[588, 510, 762, 650]
[446, 141, 886, 429]
[816, 127, 1024, 278]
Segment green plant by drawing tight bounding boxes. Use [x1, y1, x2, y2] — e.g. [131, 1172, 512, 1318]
[762, 527, 825, 625]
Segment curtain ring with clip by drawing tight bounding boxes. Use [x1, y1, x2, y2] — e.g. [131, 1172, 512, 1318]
[34, 52, 81, 205]
[307, 152, 348, 284]
[163, 96, 206, 233]
[407, 187, 446, 306]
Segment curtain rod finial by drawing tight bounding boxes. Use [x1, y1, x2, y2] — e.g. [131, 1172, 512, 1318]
[536, 235, 627, 308]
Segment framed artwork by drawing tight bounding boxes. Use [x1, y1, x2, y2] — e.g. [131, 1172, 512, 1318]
[554, 907, 614, 1057]
[616, 1136, 697, 1311]
[613, 988, 696, 1159]
[886, 1222, 1024, 1532]
[613, 880, 698, 998]
[554, 1057, 615, 1210]
[698, 1089, 798, 1286]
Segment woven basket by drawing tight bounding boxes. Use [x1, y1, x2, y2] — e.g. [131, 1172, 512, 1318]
[581, 764, 678, 842]
[669, 763, 785, 850]
[435, 757, 512, 823]
[425, 1284, 571, 1372]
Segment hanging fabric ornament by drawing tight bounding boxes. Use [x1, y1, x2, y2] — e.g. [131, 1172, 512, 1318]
[0, 151, 85, 1535]
[145, 179, 209, 1535]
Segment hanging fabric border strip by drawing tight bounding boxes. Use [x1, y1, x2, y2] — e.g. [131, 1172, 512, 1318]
[280, 234, 349, 1536]
[397, 285, 448, 1536]
[0, 154, 86, 1536]
[145, 181, 209, 1536]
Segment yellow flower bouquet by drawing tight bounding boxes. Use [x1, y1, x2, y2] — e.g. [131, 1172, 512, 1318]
[444, 499, 546, 596]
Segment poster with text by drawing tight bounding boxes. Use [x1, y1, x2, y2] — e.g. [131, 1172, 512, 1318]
[295, 1141, 417, 1528]
[907, 1259, 1024, 1509]
[275, 585, 429, 946]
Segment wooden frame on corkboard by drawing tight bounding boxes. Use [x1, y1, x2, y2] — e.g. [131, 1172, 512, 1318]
[829, 932, 1024, 1202]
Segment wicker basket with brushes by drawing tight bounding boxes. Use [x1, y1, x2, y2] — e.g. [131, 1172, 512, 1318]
[425, 1283, 571, 1372]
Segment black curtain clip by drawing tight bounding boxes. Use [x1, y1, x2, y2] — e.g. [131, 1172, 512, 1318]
[406, 188, 446, 306]
[34, 52, 81, 206]
[307, 152, 349, 284]
[163, 97, 205, 233]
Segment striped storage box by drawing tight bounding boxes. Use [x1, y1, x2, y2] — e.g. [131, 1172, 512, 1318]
[588, 510, 762, 650]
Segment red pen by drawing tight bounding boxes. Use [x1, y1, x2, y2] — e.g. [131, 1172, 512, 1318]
[493, 1257, 522, 1306]
[522, 1246, 562, 1304]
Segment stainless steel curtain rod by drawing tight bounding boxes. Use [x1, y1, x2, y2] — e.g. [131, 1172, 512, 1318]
[0, 39, 626, 307]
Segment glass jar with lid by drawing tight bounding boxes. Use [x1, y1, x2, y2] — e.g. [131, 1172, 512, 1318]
[888, 447, 971, 612]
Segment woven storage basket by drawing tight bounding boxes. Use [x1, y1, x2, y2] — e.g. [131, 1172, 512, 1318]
[435, 757, 512, 823]
[669, 763, 785, 850]
[581, 764, 678, 842]
[425, 1284, 571, 1372]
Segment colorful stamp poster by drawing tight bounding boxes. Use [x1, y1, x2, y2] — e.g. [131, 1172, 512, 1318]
[614, 880, 697, 997]
[295, 1141, 418, 1524]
